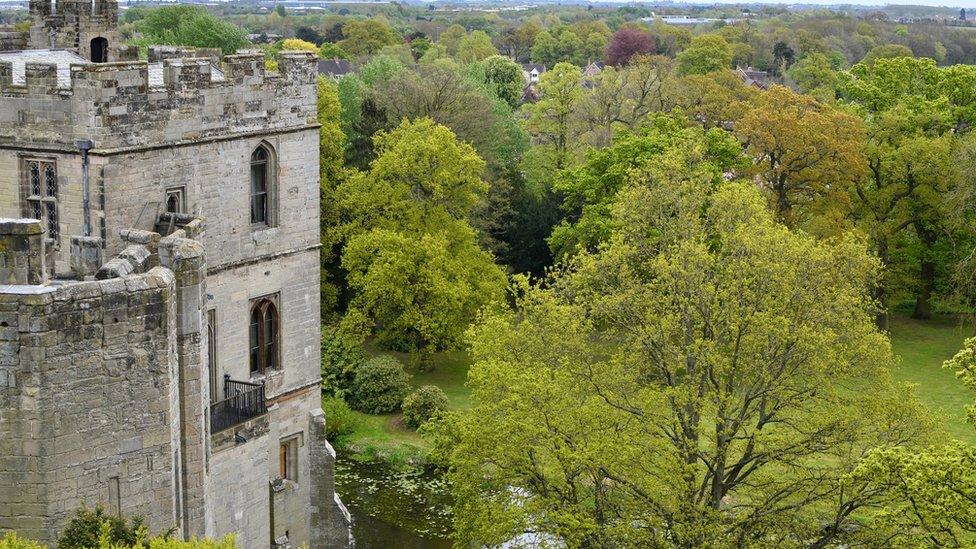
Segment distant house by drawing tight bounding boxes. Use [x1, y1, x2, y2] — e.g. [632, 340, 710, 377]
[247, 33, 282, 44]
[735, 66, 769, 90]
[582, 61, 604, 78]
[318, 58, 352, 80]
[522, 63, 546, 84]
[521, 82, 542, 103]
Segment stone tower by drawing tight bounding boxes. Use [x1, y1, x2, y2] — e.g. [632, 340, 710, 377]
[28, 0, 118, 62]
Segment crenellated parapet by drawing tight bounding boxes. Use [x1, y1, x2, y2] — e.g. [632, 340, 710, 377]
[0, 50, 318, 150]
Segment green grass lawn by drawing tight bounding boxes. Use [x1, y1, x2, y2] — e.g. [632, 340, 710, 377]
[334, 313, 976, 460]
[333, 347, 474, 463]
[888, 313, 975, 443]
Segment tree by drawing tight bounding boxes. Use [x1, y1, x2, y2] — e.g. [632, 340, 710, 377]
[575, 55, 677, 147]
[548, 115, 744, 259]
[480, 55, 525, 108]
[318, 42, 349, 60]
[734, 85, 868, 227]
[134, 5, 249, 55]
[337, 19, 400, 57]
[841, 57, 976, 320]
[280, 38, 317, 52]
[675, 34, 733, 76]
[318, 77, 346, 315]
[337, 119, 507, 357]
[498, 21, 541, 62]
[438, 24, 467, 58]
[529, 29, 559, 66]
[859, 44, 914, 67]
[604, 27, 655, 67]
[432, 168, 932, 547]
[850, 337, 976, 546]
[458, 30, 498, 63]
[785, 53, 840, 98]
[522, 62, 583, 169]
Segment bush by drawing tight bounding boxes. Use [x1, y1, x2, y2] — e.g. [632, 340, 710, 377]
[349, 356, 411, 414]
[321, 326, 367, 399]
[0, 533, 45, 549]
[57, 506, 144, 549]
[402, 385, 449, 429]
[322, 396, 358, 441]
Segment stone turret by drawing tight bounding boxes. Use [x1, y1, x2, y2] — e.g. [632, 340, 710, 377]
[0, 218, 46, 286]
[28, 0, 118, 62]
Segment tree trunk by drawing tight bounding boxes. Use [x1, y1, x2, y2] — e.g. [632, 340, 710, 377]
[912, 222, 937, 320]
[875, 239, 890, 331]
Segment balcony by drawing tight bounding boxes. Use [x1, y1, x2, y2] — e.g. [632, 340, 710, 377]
[210, 375, 267, 434]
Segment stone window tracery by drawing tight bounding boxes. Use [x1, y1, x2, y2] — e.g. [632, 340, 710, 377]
[249, 295, 280, 376]
[22, 158, 59, 244]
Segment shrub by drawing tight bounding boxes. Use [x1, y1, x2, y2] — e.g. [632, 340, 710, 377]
[321, 326, 367, 399]
[57, 506, 144, 549]
[322, 396, 358, 441]
[349, 356, 411, 414]
[402, 385, 449, 429]
[0, 532, 45, 549]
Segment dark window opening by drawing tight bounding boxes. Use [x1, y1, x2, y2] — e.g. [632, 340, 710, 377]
[250, 146, 270, 225]
[90, 37, 108, 63]
[249, 297, 279, 376]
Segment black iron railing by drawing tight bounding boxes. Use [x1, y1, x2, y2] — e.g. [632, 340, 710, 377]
[210, 375, 267, 433]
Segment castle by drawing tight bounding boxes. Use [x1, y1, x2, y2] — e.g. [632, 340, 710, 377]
[0, 2, 350, 547]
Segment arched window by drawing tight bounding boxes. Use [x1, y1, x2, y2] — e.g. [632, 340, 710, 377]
[90, 37, 108, 63]
[250, 144, 275, 226]
[249, 297, 279, 375]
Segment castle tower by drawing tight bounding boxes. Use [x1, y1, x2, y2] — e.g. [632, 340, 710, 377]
[28, 0, 118, 62]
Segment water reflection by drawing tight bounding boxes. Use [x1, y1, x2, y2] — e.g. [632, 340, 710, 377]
[335, 454, 454, 549]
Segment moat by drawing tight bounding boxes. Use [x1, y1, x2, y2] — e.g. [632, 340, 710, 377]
[335, 453, 454, 548]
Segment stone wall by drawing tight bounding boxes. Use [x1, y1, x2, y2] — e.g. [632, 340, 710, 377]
[0, 221, 182, 543]
[0, 52, 318, 151]
[28, 0, 118, 61]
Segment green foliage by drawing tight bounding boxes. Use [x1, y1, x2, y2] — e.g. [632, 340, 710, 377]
[321, 325, 367, 398]
[548, 115, 744, 259]
[522, 62, 583, 168]
[318, 42, 349, 60]
[57, 506, 144, 549]
[336, 119, 507, 355]
[341, 226, 507, 354]
[349, 356, 412, 414]
[338, 19, 400, 56]
[0, 533, 45, 549]
[134, 6, 248, 55]
[675, 34, 733, 75]
[479, 55, 524, 108]
[318, 77, 347, 315]
[458, 30, 498, 63]
[432, 147, 935, 545]
[402, 385, 449, 429]
[322, 396, 359, 441]
[849, 338, 976, 546]
[280, 38, 317, 52]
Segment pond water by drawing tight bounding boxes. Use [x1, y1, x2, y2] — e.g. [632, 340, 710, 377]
[335, 453, 454, 549]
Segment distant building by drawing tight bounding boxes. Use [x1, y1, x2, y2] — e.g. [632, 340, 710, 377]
[735, 66, 769, 90]
[247, 32, 283, 44]
[582, 61, 604, 78]
[318, 58, 352, 80]
[522, 63, 546, 84]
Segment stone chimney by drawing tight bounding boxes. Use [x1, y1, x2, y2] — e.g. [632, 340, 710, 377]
[0, 218, 46, 286]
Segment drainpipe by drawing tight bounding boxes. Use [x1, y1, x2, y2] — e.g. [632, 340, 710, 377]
[74, 139, 93, 237]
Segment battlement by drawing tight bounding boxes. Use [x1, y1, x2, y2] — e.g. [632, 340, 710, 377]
[0, 50, 319, 149]
[29, 0, 117, 20]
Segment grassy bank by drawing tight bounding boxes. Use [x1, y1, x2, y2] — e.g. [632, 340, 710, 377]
[330, 313, 976, 461]
[330, 348, 473, 464]
[888, 314, 975, 442]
